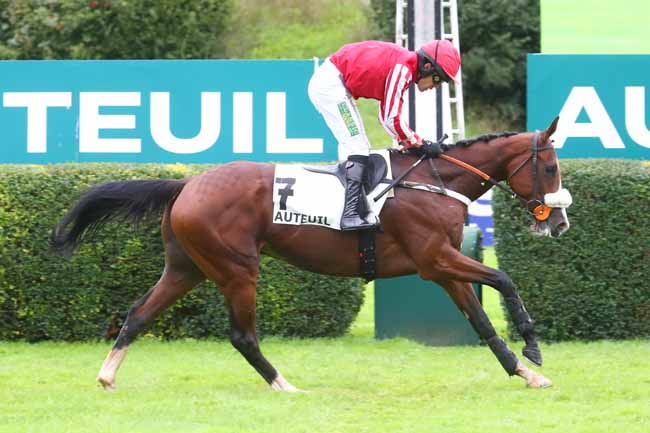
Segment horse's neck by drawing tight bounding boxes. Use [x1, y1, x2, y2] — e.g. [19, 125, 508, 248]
[456, 139, 518, 179]
[437, 138, 523, 201]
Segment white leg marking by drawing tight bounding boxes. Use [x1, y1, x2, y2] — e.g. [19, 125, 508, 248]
[97, 346, 129, 391]
[515, 361, 553, 388]
[270, 371, 300, 392]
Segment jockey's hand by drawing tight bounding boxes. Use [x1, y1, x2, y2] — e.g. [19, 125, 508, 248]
[421, 139, 442, 158]
[399, 140, 417, 149]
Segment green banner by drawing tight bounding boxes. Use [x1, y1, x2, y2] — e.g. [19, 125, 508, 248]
[0, 60, 337, 163]
[528, 54, 650, 159]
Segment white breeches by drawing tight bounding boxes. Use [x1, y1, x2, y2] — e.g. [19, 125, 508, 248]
[308, 58, 370, 160]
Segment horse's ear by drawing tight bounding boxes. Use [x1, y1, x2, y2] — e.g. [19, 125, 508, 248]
[540, 116, 559, 142]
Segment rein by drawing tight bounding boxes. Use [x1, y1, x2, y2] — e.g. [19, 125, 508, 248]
[437, 131, 556, 221]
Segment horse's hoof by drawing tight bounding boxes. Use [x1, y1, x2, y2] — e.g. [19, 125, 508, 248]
[526, 373, 553, 389]
[523, 345, 543, 367]
[270, 382, 301, 392]
[270, 372, 300, 392]
[515, 362, 552, 389]
[97, 376, 116, 391]
[271, 383, 302, 393]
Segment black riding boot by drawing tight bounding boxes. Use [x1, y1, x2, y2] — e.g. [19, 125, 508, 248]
[340, 155, 378, 231]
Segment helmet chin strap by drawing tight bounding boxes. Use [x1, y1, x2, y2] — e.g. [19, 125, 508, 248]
[417, 41, 444, 83]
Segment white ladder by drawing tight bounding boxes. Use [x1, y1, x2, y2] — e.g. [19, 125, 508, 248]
[395, 0, 408, 48]
[395, 0, 465, 141]
[441, 0, 465, 140]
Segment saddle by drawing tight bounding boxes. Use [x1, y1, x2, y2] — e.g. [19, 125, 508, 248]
[303, 153, 388, 282]
[304, 153, 389, 194]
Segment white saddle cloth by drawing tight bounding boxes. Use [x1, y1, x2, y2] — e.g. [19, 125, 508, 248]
[272, 149, 393, 230]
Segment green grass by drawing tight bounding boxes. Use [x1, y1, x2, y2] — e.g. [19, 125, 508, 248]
[2, 338, 649, 432]
[357, 98, 392, 150]
[541, 0, 650, 53]
[225, 0, 372, 60]
[2, 248, 650, 433]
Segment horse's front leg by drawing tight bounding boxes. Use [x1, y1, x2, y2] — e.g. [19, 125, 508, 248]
[439, 279, 551, 388]
[424, 244, 543, 366]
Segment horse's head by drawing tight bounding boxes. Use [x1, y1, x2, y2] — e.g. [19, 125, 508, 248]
[505, 116, 572, 237]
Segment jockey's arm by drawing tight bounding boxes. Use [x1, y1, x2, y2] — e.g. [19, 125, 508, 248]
[378, 104, 423, 148]
[379, 63, 422, 148]
[399, 137, 424, 148]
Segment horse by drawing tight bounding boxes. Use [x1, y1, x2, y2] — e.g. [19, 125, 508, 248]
[51, 116, 572, 391]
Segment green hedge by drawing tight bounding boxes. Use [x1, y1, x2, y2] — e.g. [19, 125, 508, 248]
[493, 159, 650, 341]
[0, 164, 363, 341]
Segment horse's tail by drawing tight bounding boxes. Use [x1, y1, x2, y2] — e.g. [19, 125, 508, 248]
[51, 179, 187, 258]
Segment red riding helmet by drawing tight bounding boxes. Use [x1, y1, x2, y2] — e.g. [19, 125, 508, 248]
[417, 40, 461, 83]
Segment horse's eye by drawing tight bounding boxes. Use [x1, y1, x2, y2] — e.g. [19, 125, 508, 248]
[545, 165, 557, 175]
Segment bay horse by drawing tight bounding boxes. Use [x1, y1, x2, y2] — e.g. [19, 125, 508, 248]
[51, 116, 571, 391]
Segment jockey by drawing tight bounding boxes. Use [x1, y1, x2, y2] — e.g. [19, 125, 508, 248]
[308, 39, 461, 231]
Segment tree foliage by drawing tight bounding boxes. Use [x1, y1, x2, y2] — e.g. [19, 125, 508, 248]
[0, 0, 233, 60]
[459, 0, 539, 128]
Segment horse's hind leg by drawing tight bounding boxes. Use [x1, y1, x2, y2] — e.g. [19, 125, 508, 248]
[225, 276, 298, 392]
[97, 214, 204, 390]
[193, 260, 298, 391]
[440, 280, 552, 388]
[173, 226, 298, 391]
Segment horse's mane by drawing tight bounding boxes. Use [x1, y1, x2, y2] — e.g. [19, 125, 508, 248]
[454, 131, 519, 147]
[387, 131, 520, 158]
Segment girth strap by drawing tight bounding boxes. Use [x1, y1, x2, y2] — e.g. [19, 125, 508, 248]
[358, 229, 377, 282]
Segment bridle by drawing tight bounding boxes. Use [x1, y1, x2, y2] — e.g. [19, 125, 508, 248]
[505, 131, 556, 220]
[437, 131, 558, 221]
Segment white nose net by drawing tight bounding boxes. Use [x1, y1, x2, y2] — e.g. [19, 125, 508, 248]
[544, 188, 572, 208]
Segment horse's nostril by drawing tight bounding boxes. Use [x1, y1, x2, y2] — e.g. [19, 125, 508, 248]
[556, 221, 569, 236]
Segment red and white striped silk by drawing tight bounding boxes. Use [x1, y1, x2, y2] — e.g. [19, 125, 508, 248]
[329, 40, 420, 146]
[379, 64, 420, 146]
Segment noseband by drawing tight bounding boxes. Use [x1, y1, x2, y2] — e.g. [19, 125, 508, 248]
[506, 131, 556, 221]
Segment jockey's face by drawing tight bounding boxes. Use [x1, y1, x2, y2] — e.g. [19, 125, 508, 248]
[417, 63, 441, 92]
[417, 75, 439, 92]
